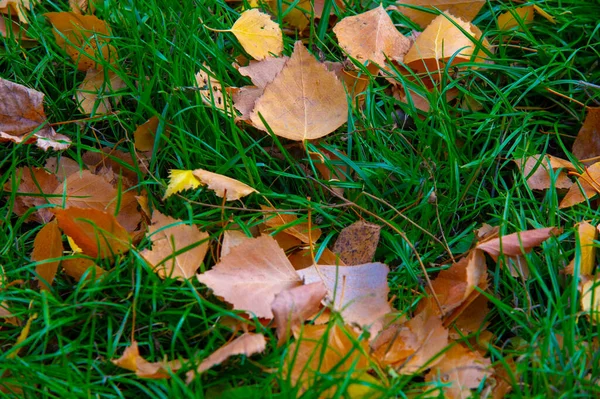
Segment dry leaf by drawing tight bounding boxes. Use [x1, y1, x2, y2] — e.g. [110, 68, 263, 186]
[580, 278, 600, 324]
[476, 227, 559, 259]
[232, 86, 263, 122]
[288, 247, 344, 270]
[53, 207, 131, 258]
[0, 78, 71, 150]
[572, 108, 600, 164]
[186, 333, 266, 381]
[297, 262, 391, 334]
[45, 157, 82, 182]
[31, 220, 63, 290]
[564, 222, 597, 276]
[197, 235, 302, 318]
[62, 256, 105, 281]
[268, 0, 310, 31]
[69, 0, 94, 15]
[332, 220, 381, 265]
[133, 116, 167, 152]
[449, 294, 489, 339]
[195, 65, 232, 112]
[163, 169, 202, 199]
[141, 211, 209, 280]
[113, 341, 183, 379]
[238, 57, 287, 88]
[425, 343, 491, 398]
[0, 15, 37, 46]
[75, 68, 125, 115]
[5, 166, 60, 223]
[81, 147, 140, 187]
[192, 169, 257, 201]
[497, 6, 534, 30]
[262, 206, 321, 244]
[271, 282, 327, 345]
[230, 9, 283, 60]
[514, 154, 574, 190]
[250, 41, 348, 141]
[559, 162, 600, 208]
[0, 0, 31, 23]
[333, 6, 411, 66]
[389, 0, 485, 28]
[221, 230, 253, 258]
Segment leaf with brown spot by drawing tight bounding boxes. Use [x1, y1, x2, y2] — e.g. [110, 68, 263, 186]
[0, 78, 71, 150]
[572, 108, 600, 164]
[53, 207, 131, 258]
[389, 0, 486, 28]
[332, 220, 381, 265]
[31, 220, 63, 290]
[514, 154, 574, 190]
[5, 166, 60, 223]
[195, 65, 233, 112]
[197, 235, 302, 319]
[112, 341, 183, 379]
[476, 227, 560, 259]
[141, 211, 209, 280]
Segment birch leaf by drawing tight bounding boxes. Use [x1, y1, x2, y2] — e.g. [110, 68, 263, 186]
[192, 169, 257, 201]
[559, 162, 600, 208]
[230, 9, 283, 60]
[389, 0, 485, 28]
[476, 227, 560, 259]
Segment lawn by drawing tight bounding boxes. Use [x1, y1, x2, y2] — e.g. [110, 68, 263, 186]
[1, 0, 600, 398]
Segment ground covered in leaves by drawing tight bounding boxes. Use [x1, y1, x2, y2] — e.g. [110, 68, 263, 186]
[1, 0, 600, 398]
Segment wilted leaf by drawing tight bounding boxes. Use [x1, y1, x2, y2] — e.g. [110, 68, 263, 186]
[62, 256, 105, 281]
[0, 0, 31, 23]
[250, 41, 348, 141]
[288, 247, 344, 270]
[559, 162, 600, 208]
[75, 68, 125, 115]
[53, 207, 131, 258]
[333, 6, 410, 66]
[497, 6, 534, 30]
[514, 154, 574, 190]
[221, 229, 253, 258]
[272, 282, 327, 345]
[163, 169, 202, 199]
[186, 333, 265, 381]
[580, 278, 600, 324]
[425, 343, 491, 398]
[572, 108, 600, 164]
[297, 262, 391, 334]
[389, 0, 485, 28]
[197, 235, 302, 318]
[564, 222, 597, 276]
[5, 166, 60, 223]
[113, 341, 183, 379]
[332, 220, 381, 265]
[31, 220, 63, 290]
[141, 211, 209, 280]
[230, 9, 283, 60]
[476, 227, 559, 259]
[262, 206, 321, 244]
[192, 169, 257, 201]
[0, 78, 71, 150]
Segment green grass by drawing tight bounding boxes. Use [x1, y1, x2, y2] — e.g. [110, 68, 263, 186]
[1, 0, 600, 397]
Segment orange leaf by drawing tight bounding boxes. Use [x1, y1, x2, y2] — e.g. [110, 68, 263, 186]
[572, 107, 600, 164]
[112, 341, 183, 379]
[497, 6, 534, 30]
[389, 0, 486, 28]
[31, 220, 64, 290]
[133, 116, 167, 152]
[476, 227, 560, 259]
[61, 256, 105, 281]
[5, 166, 60, 223]
[53, 207, 131, 258]
[261, 206, 321, 244]
[514, 154, 574, 191]
[332, 220, 381, 265]
[559, 162, 600, 208]
[0, 0, 32, 23]
[0, 15, 37, 46]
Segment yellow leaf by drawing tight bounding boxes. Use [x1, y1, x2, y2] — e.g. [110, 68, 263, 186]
[230, 9, 283, 60]
[497, 6, 534, 30]
[7, 313, 37, 359]
[67, 235, 83, 253]
[163, 169, 202, 199]
[565, 222, 598, 276]
[581, 278, 600, 324]
[113, 340, 183, 379]
[0, 0, 32, 24]
[268, 0, 311, 31]
[389, 0, 486, 28]
[533, 5, 555, 24]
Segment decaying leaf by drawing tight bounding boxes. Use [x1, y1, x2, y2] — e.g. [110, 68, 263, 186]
[564, 222, 597, 276]
[297, 262, 391, 334]
[515, 154, 574, 190]
[333, 6, 411, 66]
[332, 220, 381, 265]
[0, 78, 71, 150]
[262, 206, 321, 244]
[272, 282, 327, 345]
[425, 343, 491, 398]
[250, 41, 348, 141]
[497, 6, 535, 30]
[112, 341, 183, 379]
[31, 220, 63, 290]
[572, 108, 600, 164]
[75, 68, 125, 115]
[230, 9, 283, 60]
[389, 0, 486, 28]
[559, 162, 600, 208]
[141, 211, 209, 280]
[195, 65, 232, 112]
[476, 227, 560, 259]
[197, 235, 302, 319]
[192, 169, 257, 201]
[163, 169, 202, 199]
[448, 294, 489, 339]
[53, 207, 131, 258]
[5, 166, 59, 223]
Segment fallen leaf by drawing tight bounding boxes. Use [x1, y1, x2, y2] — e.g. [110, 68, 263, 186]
[476, 227, 560, 259]
[230, 9, 283, 60]
[333, 6, 411, 66]
[572, 108, 600, 164]
[490, 357, 516, 399]
[0, 0, 31, 23]
[389, 0, 486, 28]
[532, 4, 555, 24]
[141, 211, 209, 280]
[297, 262, 391, 334]
[0, 78, 71, 150]
[250, 41, 348, 141]
[268, 0, 310, 31]
[195, 65, 232, 112]
[497, 6, 534, 30]
[6, 312, 37, 359]
[559, 162, 600, 208]
[288, 247, 344, 270]
[53, 207, 131, 258]
[564, 222, 597, 276]
[238, 57, 288, 88]
[221, 229, 253, 258]
[425, 343, 491, 398]
[61, 256, 105, 281]
[81, 147, 140, 187]
[192, 169, 257, 201]
[332, 220, 381, 265]
[31, 220, 63, 290]
[186, 333, 266, 381]
[0, 15, 37, 46]
[5, 166, 60, 223]
[75, 68, 125, 115]
[163, 169, 202, 199]
[262, 206, 322, 244]
[514, 154, 574, 190]
[197, 235, 302, 318]
[581, 278, 600, 324]
[133, 116, 168, 152]
[448, 294, 489, 339]
[271, 282, 327, 345]
[69, 0, 94, 15]
[45, 157, 82, 182]
[113, 341, 183, 379]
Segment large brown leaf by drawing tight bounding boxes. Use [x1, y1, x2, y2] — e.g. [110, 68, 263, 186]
[514, 154, 574, 190]
[5, 166, 60, 223]
[332, 220, 381, 265]
[31, 220, 64, 290]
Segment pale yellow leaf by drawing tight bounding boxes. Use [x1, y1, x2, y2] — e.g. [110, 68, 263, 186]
[231, 9, 283, 60]
[497, 6, 534, 30]
[389, 0, 485, 28]
[75, 68, 125, 115]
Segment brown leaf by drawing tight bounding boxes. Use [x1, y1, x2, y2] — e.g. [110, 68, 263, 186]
[238, 57, 288, 88]
[0, 0, 32, 23]
[75, 68, 125, 115]
[476, 227, 560, 259]
[197, 235, 302, 319]
[232, 86, 263, 122]
[389, 0, 485, 28]
[288, 247, 344, 270]
[5, 166, 59, 223]
[425, 343, 491, 398]
[0, 78, 71, 150]
[62, 256, 105, 281]
[514, 154, 574, 190]
[82, 147, 140, 188]
[572, 108, 600, 164]
[45, 157, 82, 182]
[297, 262, 391, 334]
[262, 206, 321, 244]
[564, 222, 597, 276]
[133, 116, 168, 152]
[221, 230, 253, 258]
[141, 211, 209, 280]
[580, 278, 600, 324]
[449, 294, 489, 339]
[112, 341, 183, 379]
[31, 220, 63, 290]
[250, 41, 348, 141]
[271, 282, 327, 345]
[53, 207, 131, 258]
[267, 0, 310, 31]
[333, 6, 411, 66]
[186, 333, 266, 381]
[192, 169, 257, 201]
[332, 220, 381, 265]
[559, 162, 600, 208]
